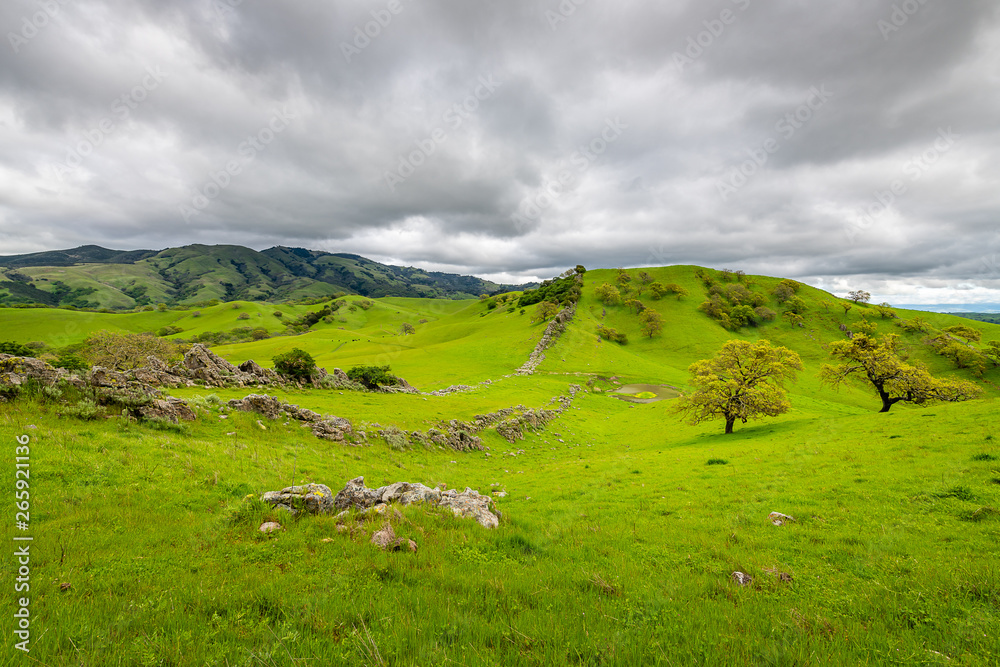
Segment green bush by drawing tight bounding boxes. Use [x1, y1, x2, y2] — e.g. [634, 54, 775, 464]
[597, 326, 628, 345]
[347, 365, 397, 390]
[272, 348, 317, 380]
[53, 353, 89, 371]
[0, 341, 34, 357]
[65, 398, 100, 420]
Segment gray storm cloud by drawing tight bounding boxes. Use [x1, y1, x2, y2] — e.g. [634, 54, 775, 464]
[1, 0, 998, 303]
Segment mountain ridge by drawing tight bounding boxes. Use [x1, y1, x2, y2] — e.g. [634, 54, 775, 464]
[0, 244, 533, 309]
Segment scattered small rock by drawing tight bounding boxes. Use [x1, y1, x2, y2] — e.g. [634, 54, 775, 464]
[259, 522, 282, 534]
[731, 571, 753, 587]
[370, 523, 418, 552]
[768, 512, 795, 526]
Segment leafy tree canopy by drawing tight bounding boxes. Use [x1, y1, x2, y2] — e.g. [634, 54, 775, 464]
[676, 339, 803, 434]
[821, 333, 982, 412]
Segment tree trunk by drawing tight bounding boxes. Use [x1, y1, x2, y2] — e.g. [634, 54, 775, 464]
[879, 391, 893, 413]
[725, 416, 735, 434]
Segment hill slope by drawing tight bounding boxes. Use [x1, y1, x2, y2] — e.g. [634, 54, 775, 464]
[0, 244, 529, 309]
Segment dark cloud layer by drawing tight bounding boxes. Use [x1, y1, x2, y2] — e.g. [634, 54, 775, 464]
[1, 0, 998, 302]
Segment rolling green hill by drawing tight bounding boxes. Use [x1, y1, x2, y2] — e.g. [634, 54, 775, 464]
[0, 244, 529, 309]
[2, 264, 1000, 664]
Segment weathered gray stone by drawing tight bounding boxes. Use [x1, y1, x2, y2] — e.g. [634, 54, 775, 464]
[333, 476, 382, 511]
[0, 354, 73, 390]
[138, 397, 197, 423]
[259, 522, 283, 533]
[311, 417, 352, 442]
[370, 523, 418, 552]
[228, 394, 283, 419]
[260, 483, 335, 515]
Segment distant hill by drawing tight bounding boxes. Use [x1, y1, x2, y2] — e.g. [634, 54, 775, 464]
[0, 244, 531, 309]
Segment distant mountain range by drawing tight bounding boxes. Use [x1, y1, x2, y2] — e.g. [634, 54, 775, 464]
[0, 244, 533, 309]
[897, 304, 1000, 314]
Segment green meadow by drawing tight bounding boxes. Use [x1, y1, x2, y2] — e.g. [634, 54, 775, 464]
[2, 266, 999, 665]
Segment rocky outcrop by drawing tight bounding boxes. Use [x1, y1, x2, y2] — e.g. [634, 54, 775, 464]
[330, 476, 499, 528]
[227, 394, 353, 442]
[516, 302, 578, 376]
[0, 354, 81, 391]
[183, 344, 282, 387]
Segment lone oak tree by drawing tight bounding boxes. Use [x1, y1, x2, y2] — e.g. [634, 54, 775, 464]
[676, 339, 803, 434]
[821, 333, 982, 412]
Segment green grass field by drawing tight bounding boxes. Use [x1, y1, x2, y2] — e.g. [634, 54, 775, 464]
[2, 265, 999, 665]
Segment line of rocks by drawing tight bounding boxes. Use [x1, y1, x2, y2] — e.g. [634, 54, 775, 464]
[260, 476, 499, 529]
[227, 394, 353, 442]
[515, 302, 578, 376]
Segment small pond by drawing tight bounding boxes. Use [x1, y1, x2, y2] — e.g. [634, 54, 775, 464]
[609, 384, 680, 403]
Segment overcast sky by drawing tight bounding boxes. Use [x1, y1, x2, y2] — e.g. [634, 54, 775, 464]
[1, 0, 999, 303]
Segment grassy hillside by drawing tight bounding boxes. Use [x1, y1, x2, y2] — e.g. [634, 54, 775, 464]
[0, 244, 526, 309]
[2, 265, 999, 664]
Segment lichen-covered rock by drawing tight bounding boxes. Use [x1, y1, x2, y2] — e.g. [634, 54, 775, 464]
[0, 354, 69, 389]
[138, 397, 197, 423]
[259, 522, 283, 533]
[228, 394, 283, 419]
[333, 476, 382, 511]
[311, 417, 352, 441]
[184, 344, 241, 386]
[261, 483, 335, 516]
[238, 359, 280, 383]
[370, 523, 418, 552]
[439, 487, 499, 529]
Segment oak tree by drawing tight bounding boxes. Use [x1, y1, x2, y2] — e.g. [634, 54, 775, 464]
[821, 334, 982, 412]
[676, 340, 803, 434]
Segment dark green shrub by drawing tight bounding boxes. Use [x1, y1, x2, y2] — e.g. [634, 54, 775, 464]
[53, 353, 89, 371]
[272, 348, 317, 380]
[347, 365, 397, 390]
[65, 399, 100, 420]
[0, 341, 34, 357]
